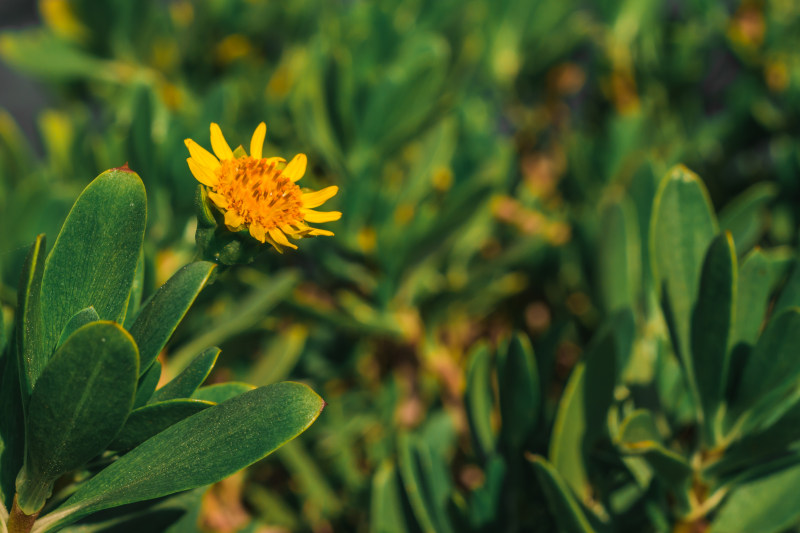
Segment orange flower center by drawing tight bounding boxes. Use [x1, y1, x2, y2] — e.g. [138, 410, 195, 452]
[214, 156, 303, 230]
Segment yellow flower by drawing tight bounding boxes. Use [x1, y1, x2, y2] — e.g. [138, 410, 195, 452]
[185, 123, 340, 251]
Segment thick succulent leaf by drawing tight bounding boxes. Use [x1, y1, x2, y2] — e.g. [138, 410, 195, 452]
[734, 309, 800, 423]
[40, 169, 146, 355]
[530, 456, 597, 533]
[56, 307, 100, 349]
[464, 343, 495, 460]
[498, 333, 540, 452]
[650, 165, 717, 403]
[133, 361, 162, 409]
[149, 348, 219, 404]
[690, 233, 736, 444]
[711, 462, 800, 533]
[191, 382, 255, 403]
[110, 399, 214, 451]
[18, 322, 138, 514]
[35, 382, 324, 532]
[15, 234, 46, 406]
[129, 262, 216, 374]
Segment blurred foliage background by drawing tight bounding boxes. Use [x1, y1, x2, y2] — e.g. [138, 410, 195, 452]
[2, 0, 800, 531]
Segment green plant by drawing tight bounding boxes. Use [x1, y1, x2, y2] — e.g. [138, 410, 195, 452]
[0, 167, 323, 533]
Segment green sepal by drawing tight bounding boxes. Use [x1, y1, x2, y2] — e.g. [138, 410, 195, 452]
[194, 185, 267, 265]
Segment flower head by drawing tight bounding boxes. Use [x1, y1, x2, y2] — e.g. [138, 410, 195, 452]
[185, 123, 340, 251]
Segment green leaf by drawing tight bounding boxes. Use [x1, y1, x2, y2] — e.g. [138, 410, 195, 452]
[774, 261, 800, 316]
[123, 249, 146, 329]
[56, 307, 100, 349]
[149, 348, 219, 404]
[710, 400, 800, 481]
[370, 462, 411, 533]
[734, 309, 800, 422]
[550, 316, 618, 503]
[719, 182, 776, 254]
[0, 31, 119, 82]
[275, 440, 341, 516]
[397, 433, 454, 533]
[690, 233, 736, 444]
[15, 234, 46, 406]
[711, 462, 800, 533]
[464, 456, 505, 530]
[650, 165, 717, 404]
[40, 169, 146, 356]
[110, 399, 214, 451]
[617, 410, 692, 493]
[530, 455, 597, 533]
[37, 382, 324, 531]
[17, 322, 138, 514]
[464, 343, 495, 460]
[191, 382, 255, 403]
[732, 248, 787, 348]
[598, 196, 641, 312]
[0, 342, 24, 511]
[498, 333, 540, 452]
[133, 361, 161, 409]
[129, 262, 216, 374]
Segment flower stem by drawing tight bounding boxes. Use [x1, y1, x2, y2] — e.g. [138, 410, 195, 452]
[7, 495, 39, 533]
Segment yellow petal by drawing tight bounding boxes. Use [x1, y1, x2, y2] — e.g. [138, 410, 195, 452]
[269, 228, 297, 249]
[210, 123, 234, 160]
[250, 122, 266, 159]
[265, 156, 286, 166]
[249, 223, 267, 242]
[184, 138, 220, 169]
[283, 153, 307, 182]
[303, 209, 342, 223]
[280, 224, 301, 237]
[208, 191, 229, 208]
[187, 158, 219, 186]
[224, 210, 244, 229]
[301, 186, 338, 208]
[308, 228, 335, 236]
